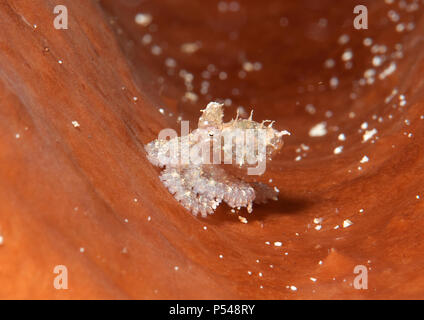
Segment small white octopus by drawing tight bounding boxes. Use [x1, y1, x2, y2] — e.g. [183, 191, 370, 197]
[145, 102, 290, 217]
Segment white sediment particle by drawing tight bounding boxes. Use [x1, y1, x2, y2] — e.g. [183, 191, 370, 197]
[372, 56, 383, 67]
[329, 77, 339, 89]
[313, 217, 322, 224]
[310, 277, 317, 282]
[290, 285, 297, 291]
[343, 219, 353, 228]
[238, 216, 248, 224]
[309, 122, 327, 137]
[324, 58, 335, 69]
[363, 37, 373, 46]
[142, 34, 152, 45]
[416, 195, 420, 200]
[174, 266, 179, 271]
[124, 218, 128, 223]
[203, 226, 208, 230]
[258, 272, 263, 277]
[72, 121, 80, 128]
[361, 122, 368, 130]
[58, 60, 63, 64]
[147, 216, 151, 221]
[15, 133, 21, 139]
[274, 241, 283, 247]
[359, 208, 364, 213]
[0, 235, 3, 245]
[247, 271, 252, 275]
[379, 62, 397, 80]
[315, 225, 322, 231]
[305, 104, 316, 114]
[133, 96, 139, 102]
[158, 108, 165, 115]
[219, 254, 224, 259]
[165, 58, 177, 68]
[333, 146, 343, 154]
[133, 198, 138, 202]
[184, 91, 198, 102]
[181, 42, 201, 54]
[135, 13, 152, 27]
[338, 133, 346, 141]
[242, 62, 255, 72]
[341, 49, 353, 61]
[362, 128, 377, 142]
[360, 156, 369, 163]
[80, 247, 85, 253]
[338, 34, 350, 45]
[151, 45, 162, 55]
[219, 71, 228, 80]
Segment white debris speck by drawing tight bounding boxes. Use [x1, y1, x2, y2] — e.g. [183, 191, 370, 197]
[359, 208, 364, 213]
[142, 34, 152, 45]
[72, 121, 80, 128]
[151, 45, 162, 55]
[0, 235, 3, 245]
[343, 219, 353, 228]
[333, 146, 344, 154]
[135, 13, 152, 27]
[313, 217, 322, 224]
[305, 104, 316, 114]
[184, 91, 198, 102]
[416, 195, 420, 200]
[274, 241, 283, 247]
[133, 198, 138, 202]
[338, 133, 346, 141]
[309, 122, 327, 137]
[315, 225, 322, 231]
[15, 133, 21, 139]
[147, 216, 151, 221]
[310, 277, 317, 282]
[79, 247, 85, 253]
[360, 156, 369, 163]
[324, 58, 335, 69]
[238, 216, 248, 224]
[379, 62, 397, 80]
[203, 226, 208, 230]
[181, 42, 201, 54]
[219, 254, 224, 259]
[247, 271, 252, 275]
[329, 77, 339, 89]
[158, 108, 165, 114]
[362, 128, 377, 142]
[58, 60, 63, 64]
[290, 285, 297, 291]
[174, 266, 179, 271]
[165, 58, 177, 68]
[341, 49, 353, 61]
[124, 218, 128, 223]
[133, 96, 139, 102]
[258, 272, 263, 277]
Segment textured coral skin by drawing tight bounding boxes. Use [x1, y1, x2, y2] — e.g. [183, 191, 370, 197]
[145, 102, 288, 216]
